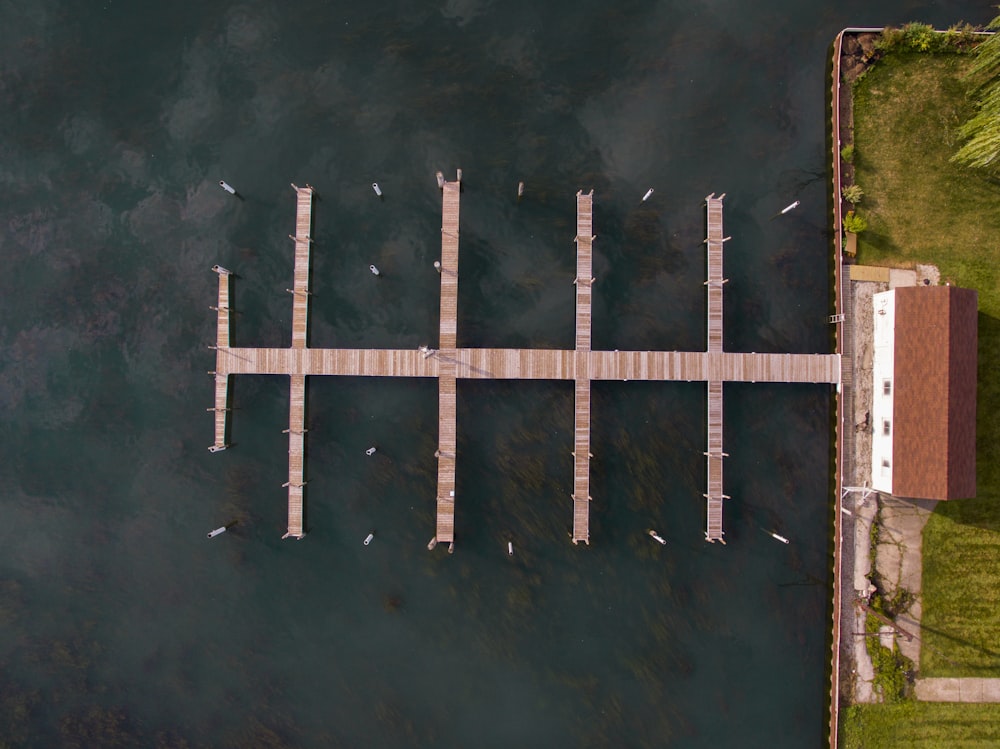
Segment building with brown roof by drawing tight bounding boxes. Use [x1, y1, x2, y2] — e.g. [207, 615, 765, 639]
[870, 285, 978, 500]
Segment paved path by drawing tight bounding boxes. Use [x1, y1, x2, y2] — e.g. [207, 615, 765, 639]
[915, 678, 1000, 702]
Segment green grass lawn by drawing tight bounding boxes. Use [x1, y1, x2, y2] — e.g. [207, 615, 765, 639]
[842, 702, 1000, 749]
[853, 51, 1000, 679]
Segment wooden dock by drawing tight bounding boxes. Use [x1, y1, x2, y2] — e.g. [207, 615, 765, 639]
[284, 375, 306, 539]
[572, 191, 594, 544]
[290, 184, 314, 350]
[448, 349, 839, 383]
[209, 265, 231, 452]
[705, 193, 727, 543]
[209, 182, 839, 546]
[281, 184, 315, 538]
[435, 179, 461, 545]
[706, 193, 727, 355]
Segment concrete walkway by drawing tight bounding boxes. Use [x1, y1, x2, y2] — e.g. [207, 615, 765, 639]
[915, 678, 1000, 702]
[874, 496, 935, 668]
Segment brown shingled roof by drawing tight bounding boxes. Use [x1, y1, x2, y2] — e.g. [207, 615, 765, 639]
[891, 286, 977, 500]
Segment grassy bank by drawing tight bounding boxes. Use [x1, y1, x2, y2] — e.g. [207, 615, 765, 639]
[853, 51, 1000, 678]
[846, 45, 1000, 749]
[842, 702, 1000, 748]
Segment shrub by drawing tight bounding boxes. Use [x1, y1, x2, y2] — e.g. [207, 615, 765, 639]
[875, 22, 980, 55]
[944, 22, 979, 52]
[841, 144, 855, 163]
[865, 612, 914, 702]
[875, 26, 905, 52]
[903, 22, 938, 52]
[843, 184, 864, 204]
[844, 211, 868, 233]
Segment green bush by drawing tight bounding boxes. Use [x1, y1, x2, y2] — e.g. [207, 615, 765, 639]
[903, 23, 938, 52]
[865, 612, 914, 702]
[875, 22, 977, 55]
[842, 144, 855, 163]
[875, 26, 906, 52]
[944, 22, 980, 52]
[844, 184, 864, 204]
[844, 211, 869, 233]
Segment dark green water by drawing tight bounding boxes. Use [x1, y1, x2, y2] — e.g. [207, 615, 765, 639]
[0, 2, 990, 746]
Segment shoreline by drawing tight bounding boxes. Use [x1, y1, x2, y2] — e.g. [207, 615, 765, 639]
[829, 27, 992, 744]
[828, 26, 890, 746]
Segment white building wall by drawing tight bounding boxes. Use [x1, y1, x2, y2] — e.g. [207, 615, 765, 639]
[871, 290, 895, 493]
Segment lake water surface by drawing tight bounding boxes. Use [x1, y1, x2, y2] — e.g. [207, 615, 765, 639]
[0, 1, 990, 746]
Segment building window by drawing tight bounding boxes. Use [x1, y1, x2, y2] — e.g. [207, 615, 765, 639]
[883, 419, 891, 436]
[883, 380, 892, 396]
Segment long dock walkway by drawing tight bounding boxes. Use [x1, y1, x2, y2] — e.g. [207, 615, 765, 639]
[435, 179, 461, 547]
[572, 190, 594, 544]
[290, 185, 314, 349]
[705, 193, 728, 543]
[284, 184, 314, 538]
[209, 265, 231, 452]
[209, 182, 839, 547]
[284, 375, 306, 538]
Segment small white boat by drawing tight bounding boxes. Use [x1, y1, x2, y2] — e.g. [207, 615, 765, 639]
[647, 529, 666, 545]
[641, 188, 654, 202]
[369, 264, 381, 276]
[366, 446, 377, 456]
[436, 172, 445, 189]
[507, 541, 514, 556]
[770, 532, 790, 544]
[372, 182, 383, 197]
[364, 532, 374, 546]
[207, 526, 227, 539]
[780, 200, 800, 214]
